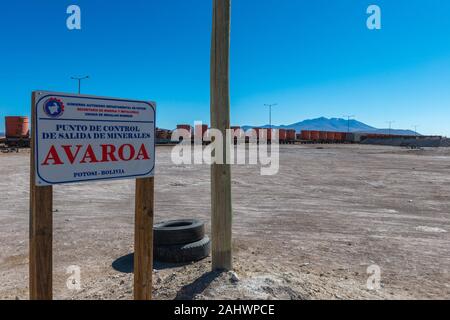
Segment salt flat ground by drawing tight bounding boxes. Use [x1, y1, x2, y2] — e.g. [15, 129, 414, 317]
[0, 145, 449, 300]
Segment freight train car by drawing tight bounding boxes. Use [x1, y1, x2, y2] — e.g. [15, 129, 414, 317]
[327, 132, 336, 142]
[298, 130, 350, 144]
[156, 128, 174, 144]
[194, 124, 209, 142]
[232, 127, 246, 143]
[301, 130, 311, 141]
[175, 124, 193, 143]
[174, 124, 214, 144]
[4, 116, 30, 148]
[253, 128, 272, 144]
[298, 130, 419, 144]
[334, 132, 346, 143]
[286, 130, 296, 144]
[279, 129, 287, 143]
[310, 131, 321, 142]
[252, 128, 297, 144]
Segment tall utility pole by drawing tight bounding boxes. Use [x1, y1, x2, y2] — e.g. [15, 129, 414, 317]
[413, 125, 419, 137]
[264, 103, 278, 129]
[71, 76, 89, 94]
[343, 115, 355, 133]
[387, 121, 395, 136]
[210, 0, 232, 271]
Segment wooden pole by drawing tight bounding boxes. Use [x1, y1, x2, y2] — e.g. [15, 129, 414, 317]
[30, 92, 53, 300]
[134, 177, 154, 300]
[210, 0, 233, 271]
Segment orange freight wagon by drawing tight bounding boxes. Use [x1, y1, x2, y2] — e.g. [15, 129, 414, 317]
[310, 131, 320, 141]
[259, 129, 272, 143]
[301, 130, 311, 141]
[327, 132, 336, 141]
[334, 132, 346, 142]
[286, 129, 296, 141]
[5, 116, 29, 139]
[176, 124, 193, 142]
[177, 124, 193, 133]
[279, 129, 287, 142]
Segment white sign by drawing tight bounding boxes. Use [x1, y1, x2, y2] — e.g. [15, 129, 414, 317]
[34, 91, 155, 186]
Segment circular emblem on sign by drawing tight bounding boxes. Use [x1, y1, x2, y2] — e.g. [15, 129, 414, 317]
[43, 98, 65, 118]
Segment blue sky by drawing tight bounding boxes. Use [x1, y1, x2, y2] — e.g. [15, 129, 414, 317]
[0, 0, 449, 136]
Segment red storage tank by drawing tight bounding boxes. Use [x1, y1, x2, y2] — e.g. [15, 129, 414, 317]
[327, 132, 336, 141]
[310, 131, 320, 141]
[319, 131, 328, 141]
[5, 116, 29, 138]
[301, 130, 311, 141]
[286, 129, 296, 141]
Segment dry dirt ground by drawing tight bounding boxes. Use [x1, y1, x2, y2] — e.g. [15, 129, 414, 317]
[0, 145, 449, 300]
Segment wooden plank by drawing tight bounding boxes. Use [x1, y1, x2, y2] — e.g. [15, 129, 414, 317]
[210, 0, 233, 271]
[134, 177, 154, 300]
[29, 91, 53, 300]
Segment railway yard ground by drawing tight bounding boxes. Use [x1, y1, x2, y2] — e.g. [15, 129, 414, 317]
[0, 144, 449, 300]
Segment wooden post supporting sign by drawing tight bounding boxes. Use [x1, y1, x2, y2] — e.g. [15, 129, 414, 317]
[29, 92, 53, 300]
[134, 177, 154, 300]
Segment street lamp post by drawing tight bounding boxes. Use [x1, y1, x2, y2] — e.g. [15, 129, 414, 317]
[264, 103, 278, 129]
[343, 115, 355, 133]
[71, 76, 90, 94]
[387, 121, 395, 136]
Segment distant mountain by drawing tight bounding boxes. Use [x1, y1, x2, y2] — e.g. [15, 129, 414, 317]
[366, 128, 418, 135]
[242, 117, 418, 136]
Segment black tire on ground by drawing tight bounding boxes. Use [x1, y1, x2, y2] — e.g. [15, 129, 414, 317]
[153, 219, 205, 246]
[154, 236, 211, 263]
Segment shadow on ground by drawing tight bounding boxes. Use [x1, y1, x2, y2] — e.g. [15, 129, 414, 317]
[175, 271, 223, 300]
[112, 253, 191, 273]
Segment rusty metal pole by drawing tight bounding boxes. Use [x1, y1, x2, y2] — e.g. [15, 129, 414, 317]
[210, 0, 233, 271]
